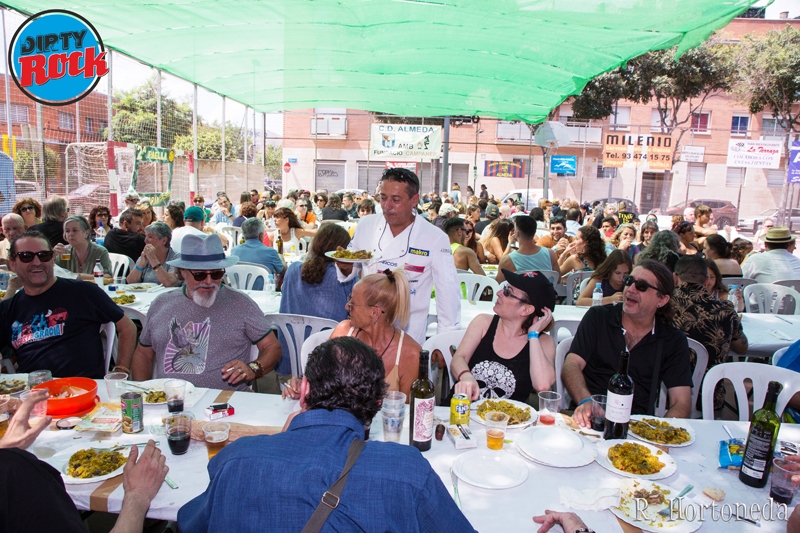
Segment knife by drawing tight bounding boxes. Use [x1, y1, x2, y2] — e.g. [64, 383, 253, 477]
[449, 467, 462, 510]
[735, 513, 760, 527]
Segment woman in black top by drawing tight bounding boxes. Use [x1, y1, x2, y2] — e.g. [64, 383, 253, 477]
[451, 269, 557, 402]
[320, 193, 349, 222]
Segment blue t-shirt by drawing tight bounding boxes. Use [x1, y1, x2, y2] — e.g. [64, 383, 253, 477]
[177, 409, 477, 533]
[230, 239, 285, 290]
[212, 205, 238, 225]
[0, 278, 123, 378]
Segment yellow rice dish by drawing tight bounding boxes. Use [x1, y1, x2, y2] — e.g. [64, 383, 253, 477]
[67, 449, 127, 479]
[477, 399, 531, 425]
[629, 418, 691, 445]
[608, 442, 665, 475]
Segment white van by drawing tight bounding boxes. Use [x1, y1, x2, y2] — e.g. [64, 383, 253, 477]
[500, 188, 554, 211]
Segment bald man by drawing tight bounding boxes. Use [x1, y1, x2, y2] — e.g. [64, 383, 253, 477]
[0, 214, 25, 265]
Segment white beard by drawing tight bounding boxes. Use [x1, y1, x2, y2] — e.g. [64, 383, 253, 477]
[191, 285, 219, 308]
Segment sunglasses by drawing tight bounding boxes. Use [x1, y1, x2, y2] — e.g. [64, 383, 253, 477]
[501, 285, 529, 304]
[265, 201, 276, 207]
[12, 250, 54, 263]
[623, 275, 660, 293]
[19, 205, 36, 213]
[187, 269, 226, 281]
[194, 199, 204, 203]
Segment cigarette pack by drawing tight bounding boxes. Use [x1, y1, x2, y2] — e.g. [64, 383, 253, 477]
[446, 424, 477, 449]
[205, 404, 235, 420]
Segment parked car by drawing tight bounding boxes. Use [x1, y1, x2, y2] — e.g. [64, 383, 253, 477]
[739, 208, 800, 232]
[67, 183, 109, 217]
[588, 197, 640, 215]
[14, 180, 44, 204]
[500, 188, 555, 211]
[665, 199, 738, 228]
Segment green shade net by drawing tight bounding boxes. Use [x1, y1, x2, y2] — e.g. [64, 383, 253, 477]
[1, 0, 762, 123]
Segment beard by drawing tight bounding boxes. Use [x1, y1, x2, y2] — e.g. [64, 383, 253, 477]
[191, 284, 219, 308]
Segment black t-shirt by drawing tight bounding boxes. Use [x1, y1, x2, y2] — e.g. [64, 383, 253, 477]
[104, 227, 145, 261]
[475, 219, 492, 235]
[0, 448, 86, 533]
[0, 278, 124, 378]
[468, 315, 533, 402]
[321, 207, 349, 222]
[618, 211, 636, 225]
[569, 304, 692, 415]
[28, 220, 67, 248]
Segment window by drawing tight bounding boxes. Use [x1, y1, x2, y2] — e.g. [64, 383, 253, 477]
[731, 115, 749, 136]
[311, 108, 347, 136]
[0, 103, 29, 124]
[767, 167, 785, 188]
[762, 114, 789, 137]
[691, 112, 710, 133]
[58, 111, 75, 131]
[725, 167, 746, 187]
[650, 108, 667, 132]
[558, 104, 573, 124]
[596, 165, 616, 179]
[84, 117, 93, 133]
[687, 163, 706, 184]
[609, 106, 631, 130]
[495, 121, 532, 141]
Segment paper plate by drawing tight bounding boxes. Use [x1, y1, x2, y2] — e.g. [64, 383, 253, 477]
[0, 374, 28, 395]
[612, 479, 703, 533]
[596, 440, 677, 480]
[516, 426, 597, 468]
[451, 449, 529, 489]
[56, 445, 131, 485]
[324, 251, 373, 263]
[470, 398, 537, 429]
[629, 415, 696, 448]
[134, 379, 196, 405]
[122, 283, 157, 292]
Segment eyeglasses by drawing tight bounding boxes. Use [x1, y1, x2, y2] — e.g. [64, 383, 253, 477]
[187, 269, 226, 281]
[464, 229, 473, 235]
[194, 199, 204, 204]
[501, 285, 529, 304]
[265, 201, 276, 207]
[19, 205, 35, 213]
[12, 250, 54, 263]
[346, 294, 385, 313]
[623, 275, 660, 293]
[297, 204, 308, 208]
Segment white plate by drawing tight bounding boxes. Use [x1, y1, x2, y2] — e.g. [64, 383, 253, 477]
[612, 479, 703, 533]
[470, 398, 537, 429]
[451, 449, 529, 489]
[596, 440, 677, 480]
[56, 445, 130, 484]
[133, 379, 196, 405]
[516, 426, 597, 468]
[629, 415, 696, 448]
[324, 251, 373, 263]
[122, 283, 157, 292]
[0, 373, 29, 394]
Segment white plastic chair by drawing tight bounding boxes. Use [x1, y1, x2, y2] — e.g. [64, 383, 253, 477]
[422, 329, 467, 397]
[774, 280, 800, 294]
[265, 314, 338, 378]
[773, 346, 790, 366]
[518, 270, 563, 298]
[552, 319, 580, 345]
[554, 335, 574, 410]
[457, 273, 499, 302]
[299, 330, 334, 374]
[701, 362, 800, 421]
[100, 322, 117, 373]
[656, 338, 708, 419]
[743, 283, 800, 315]
[108, 253, 134, 279]
[0, 359, 15, 373]
[564, 271, 593, 305]
[225, 263, 271, 290]
[721, 277, 757, 290]
[217, 225, 243, 248]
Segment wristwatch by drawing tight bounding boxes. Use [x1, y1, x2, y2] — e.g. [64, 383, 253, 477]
[574, 528, 595, 533]
[247, 361, 265, 379]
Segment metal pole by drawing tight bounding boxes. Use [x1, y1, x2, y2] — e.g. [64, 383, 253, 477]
[544, 148, 551, 201]
[366, 113, 372, 192]
[107, 50, 113, 141]
[313, 112, 318, 191]
[192, 83, 198, 197]
[156, 70, 162, 148]
[245, 106, 249, 184]
[36, 103, 44, 191]
[262, 112, 266, 172]
[75, 102, 81, 143]
[578, 122, 588, 204]
[2, 9, 12, 144]
[473, 124, 479, 195]
[222, 96, 226, 188]
[442, 117, 450, 191]
[526, 129, 533, 209]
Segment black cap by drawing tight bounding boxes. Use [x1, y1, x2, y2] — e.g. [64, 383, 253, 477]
[501, 269, 557, 317]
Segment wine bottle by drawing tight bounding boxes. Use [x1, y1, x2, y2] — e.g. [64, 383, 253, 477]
[276, 232, 283, 255]
[740, 381, 783, 488]
[409, 350, 435, 451]
[603, 350, 634, 440]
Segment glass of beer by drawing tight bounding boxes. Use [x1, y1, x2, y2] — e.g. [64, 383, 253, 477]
[203, 422, 230, 460]
[0, 396, 9, 439]
[484, 411, 509, 450]
[60, 244, 72, 262]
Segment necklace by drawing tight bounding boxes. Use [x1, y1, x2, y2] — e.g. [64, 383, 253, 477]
[356, 327, 396, 358]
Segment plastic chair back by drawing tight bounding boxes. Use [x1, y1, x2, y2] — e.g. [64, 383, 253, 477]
[457, 273, 499, 301]
[701, 362, 800, 420]
[773, 347, 790, 366]
[565, 271, 593, 305]
[774, 279, 800, 294]
[552, 319, 580, 344]
[721, 277, 757, 290]
[265, 314, 337, 378]
[300, 330, 334, 373]
[555, 335, 574, 410]
[422, 329, 467, 394]
[656, 338, 707, 419]
[100, 322, 117, 373]
[217, 225, 243, 248]
[108, 253, 134, 279]
[226, 263, 271, 290]
[743, 283, 800, 314]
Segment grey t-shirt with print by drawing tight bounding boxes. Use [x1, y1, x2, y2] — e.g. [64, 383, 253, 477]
[140, 285, 271, 390]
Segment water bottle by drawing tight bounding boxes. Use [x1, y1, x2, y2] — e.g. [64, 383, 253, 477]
[93, 259, 104, 288]
[265, 273, 275, 293]
[95, 221, 106, 247]
[0, 266, 9, 290]
[592, 282, 603, 307]
[728, 284, 739, 311]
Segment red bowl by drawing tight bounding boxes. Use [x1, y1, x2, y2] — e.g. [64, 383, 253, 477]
[33, 377, 98, 415]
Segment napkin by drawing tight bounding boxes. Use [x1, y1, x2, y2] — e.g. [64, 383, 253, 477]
[559, 486, 620, 511]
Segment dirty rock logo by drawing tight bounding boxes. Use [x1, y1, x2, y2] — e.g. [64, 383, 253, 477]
[8, 10, 108, 106]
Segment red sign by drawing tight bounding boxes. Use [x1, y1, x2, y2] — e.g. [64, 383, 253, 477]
[283, 162, 291, 173]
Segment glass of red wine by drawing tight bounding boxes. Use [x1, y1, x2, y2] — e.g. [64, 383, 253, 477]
[591, 394, 607, 432]
[770, 459, 800, 505]
[166, 412, 195, 455]
[537, 391, 561, 426]
[164, 379, 187, 413]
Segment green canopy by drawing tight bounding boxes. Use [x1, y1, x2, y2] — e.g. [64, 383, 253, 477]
[1, 0, 761, 123]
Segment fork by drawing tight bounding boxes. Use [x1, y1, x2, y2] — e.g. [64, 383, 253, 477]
[93, 442, 160, 452]
[659, 484, 694, 516]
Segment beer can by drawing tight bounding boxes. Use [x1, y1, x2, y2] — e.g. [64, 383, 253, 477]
[121, 392, 144, 433]
[450, 393, 471, 426]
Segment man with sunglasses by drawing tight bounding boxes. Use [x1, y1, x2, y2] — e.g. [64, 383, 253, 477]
[0, 231, 138, 378]
[120, 234, 280, 390]
[347, 168, 461, 345]
[444, 217, 485, 276]
[564, 260, 692, 427]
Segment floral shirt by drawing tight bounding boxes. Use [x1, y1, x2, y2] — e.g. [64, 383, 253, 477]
[671, 282, 745, 410]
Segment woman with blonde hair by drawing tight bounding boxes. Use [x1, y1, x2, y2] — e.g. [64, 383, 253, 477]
[137, 200, 156, 230]
[608, 223, 637, 256]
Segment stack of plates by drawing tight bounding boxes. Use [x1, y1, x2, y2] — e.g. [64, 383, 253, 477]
[516, 426, 597, 467]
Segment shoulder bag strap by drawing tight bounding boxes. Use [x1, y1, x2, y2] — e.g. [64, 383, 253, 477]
[300, 437, 365, 533]
[647, 338, 665, 416]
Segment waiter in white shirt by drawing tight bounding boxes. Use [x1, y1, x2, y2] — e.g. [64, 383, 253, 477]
[348, 168, 461, 344]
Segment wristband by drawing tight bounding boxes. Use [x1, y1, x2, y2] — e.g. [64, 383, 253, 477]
[578, 397, 593, 406]
[152, 263, 162, 271]
[527, 331, 539, 339]
[112, 365, 130, 376]
[456, 369, 472, 381]
[134, 264, 145, 271]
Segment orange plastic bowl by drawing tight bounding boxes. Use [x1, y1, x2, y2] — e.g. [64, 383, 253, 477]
[33, 377, 98, 415]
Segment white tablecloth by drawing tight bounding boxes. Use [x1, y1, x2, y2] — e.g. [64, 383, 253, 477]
[30, 384, 797, 532]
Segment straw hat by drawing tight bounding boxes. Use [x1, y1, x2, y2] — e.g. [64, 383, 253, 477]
[764, 227, 795, 244]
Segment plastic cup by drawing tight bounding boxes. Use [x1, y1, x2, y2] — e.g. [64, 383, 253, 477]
[771, 459, 800, 505]
[591, 394, 607, 432]
[165, 412, 194, 455]
[104, 372, 128, 401]
[538, 391, 561, 426]
[28, 370, 52, 388]
[20, 390, 47, 419]
[203, 422, 230, 459]
[60, 244, 72, 262]
[383, 391, 406, 410]
[0, 396, 9, 439]
[381, 406, 406, 443]
[164, 379, 187, 413]
[484, 411, 510, 450]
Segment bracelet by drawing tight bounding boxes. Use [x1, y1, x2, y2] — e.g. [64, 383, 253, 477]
[134, 264, 145, 271]
[456, 369, 472, 381]
[112, 365, 131, 376]
[578, 397, 593, 406]
[527, 331, 540, 339]
[152, 263, 162, 271]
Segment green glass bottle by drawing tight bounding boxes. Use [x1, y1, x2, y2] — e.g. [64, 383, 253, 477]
[739, 381, 783, 488]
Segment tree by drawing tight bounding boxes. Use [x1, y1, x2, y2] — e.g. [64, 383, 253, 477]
[173, 122, 250, 161]
[571, 70, 629, 121]
[111, 76, 193, 149]
[259, 145, 283, 180]
[14, 147, 60, 183]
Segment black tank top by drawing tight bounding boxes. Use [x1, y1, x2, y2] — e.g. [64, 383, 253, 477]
[468, 315, 532, 402]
